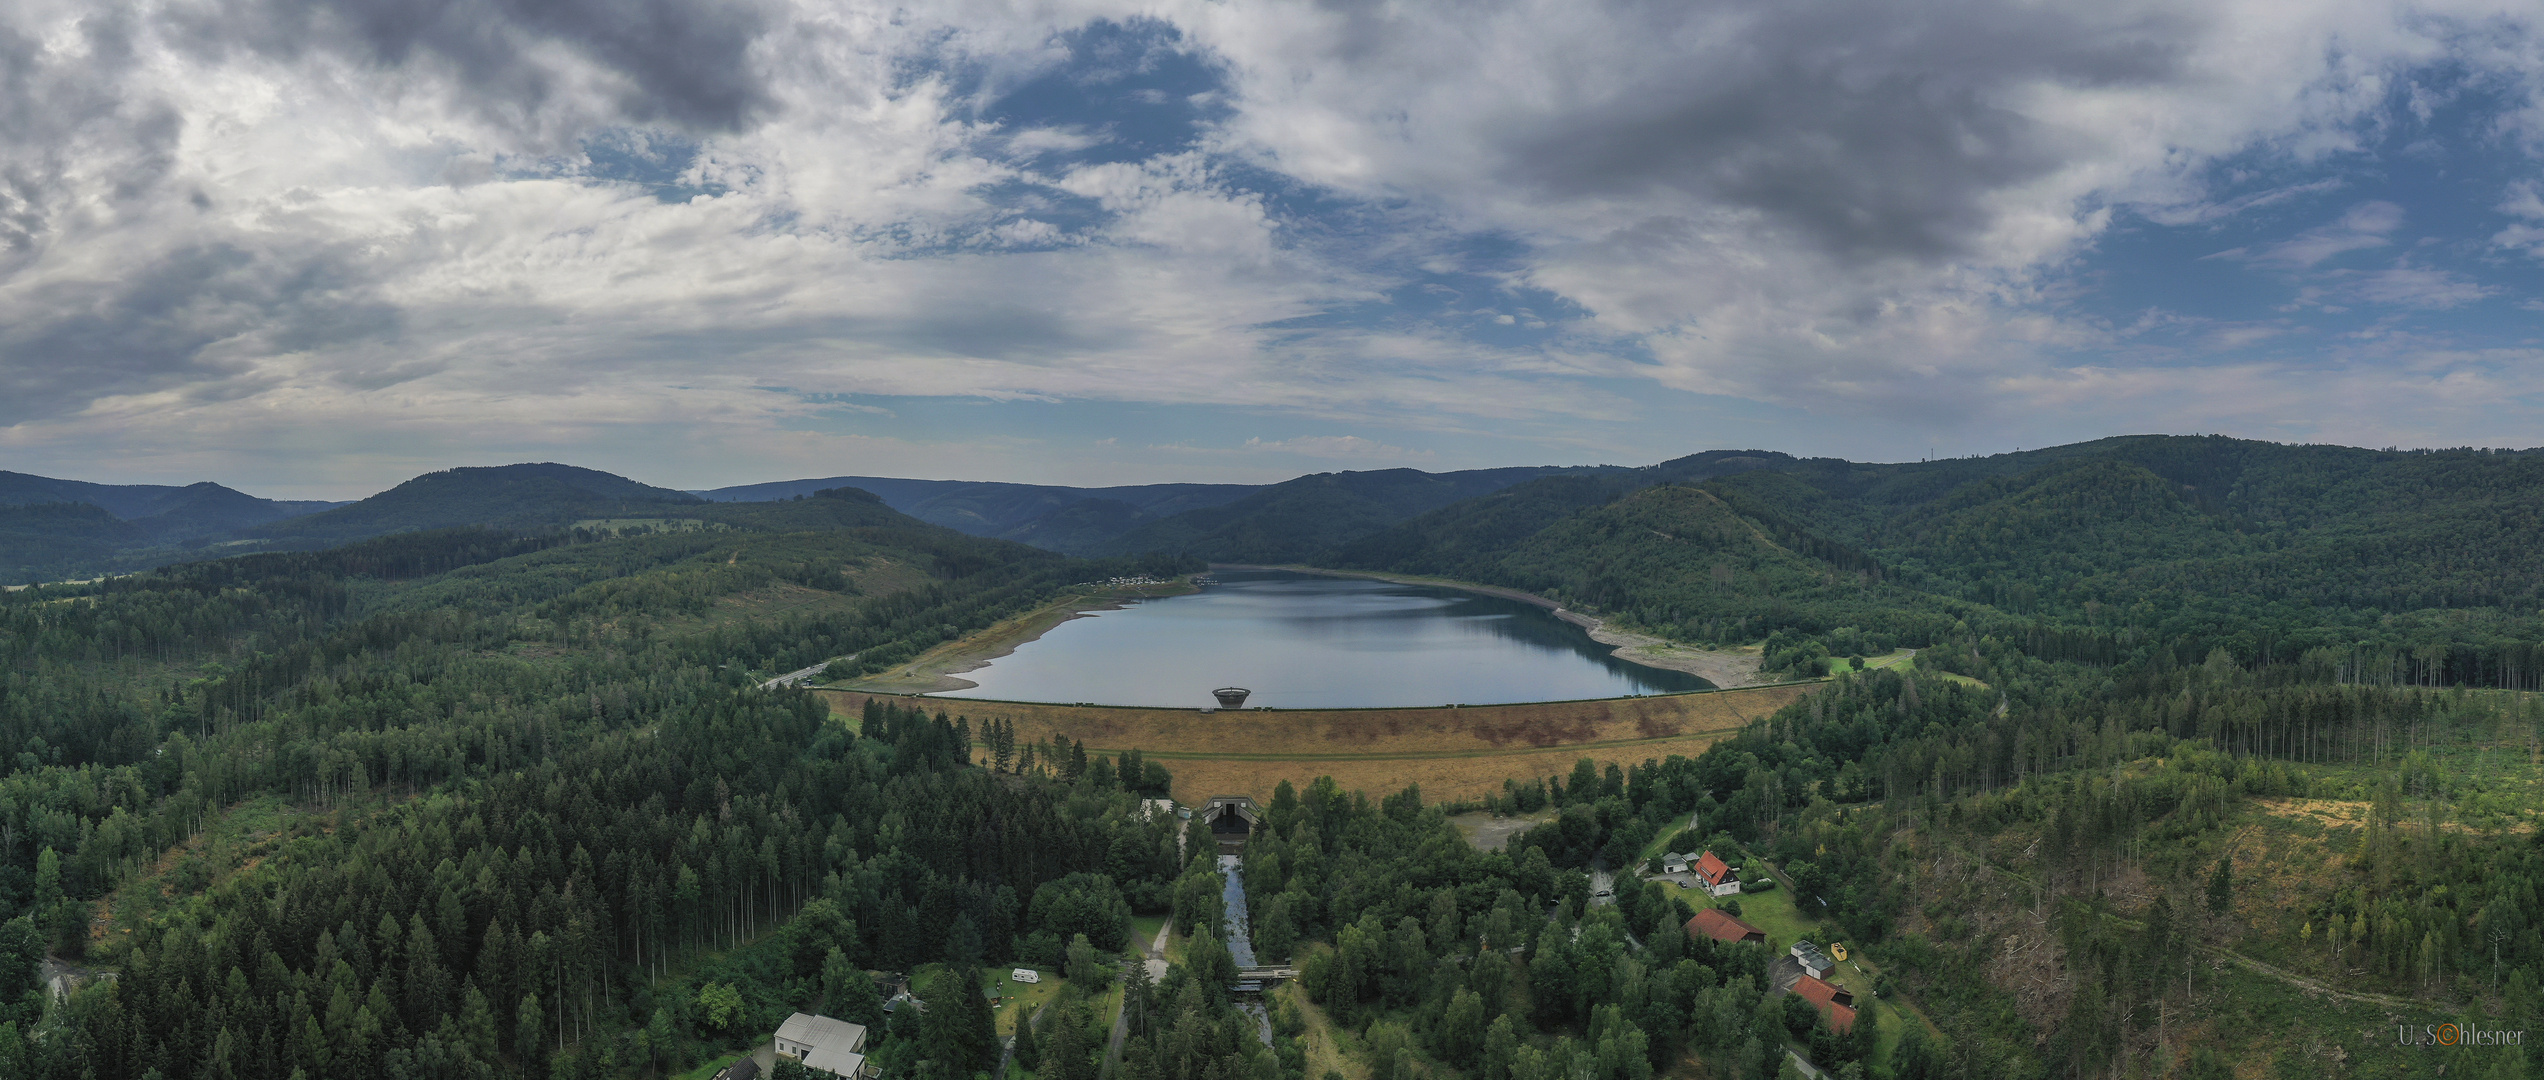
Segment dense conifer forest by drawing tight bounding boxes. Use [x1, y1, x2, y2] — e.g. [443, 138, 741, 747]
[6, 436, 2544, 1080]
[0, 491, 1203, 1078]
[1338, 436, 2544, 687]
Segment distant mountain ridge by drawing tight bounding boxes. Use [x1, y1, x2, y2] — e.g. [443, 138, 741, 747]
[0, 463, 704, 585]
[694, 475, 1256, 554]
[0, 471, 344, 584]
[258, 463, 703, 542]
[1089, 465, 1632, 562]
[0, 471, 339, 523]
[21, 432, 2544, 678]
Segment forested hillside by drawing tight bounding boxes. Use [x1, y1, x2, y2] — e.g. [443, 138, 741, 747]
[253, 464, 708, 544]
[1095, 466, 1626, 563]
[0, 474, 340, 586]
[1459, 633, 2544, 1078]
[0, 463, 707, 586]
[696, 476, 1257, 554]
[1325, 437, 2544, 686]
[0, 490, 1209, 1079]
[9, 436, 2544, 1080]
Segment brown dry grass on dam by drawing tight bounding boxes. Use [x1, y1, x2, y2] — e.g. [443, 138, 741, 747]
[814, 684, 1811, 804]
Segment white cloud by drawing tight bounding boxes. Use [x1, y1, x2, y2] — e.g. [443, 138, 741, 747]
[1239, 435, 1435, 459]
[2, 0, 2544, 493]
[2334, 266, 2499, 308]
[2133, 178, 2349, 227]
[2215, 201, 2408, 269]
[2494, 180, 2544, 256]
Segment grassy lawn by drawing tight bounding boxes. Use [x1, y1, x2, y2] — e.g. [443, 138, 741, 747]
[993, 967, 1065, 1035]
[1635, 813, 1707, 865]
[1696, 874, 1943, 1067]
[1855, 650, 1988, 689]
[1704, 883, 1825, 957]
[1130, 915, 1168, 951]
[1856, 649, 1915, 673]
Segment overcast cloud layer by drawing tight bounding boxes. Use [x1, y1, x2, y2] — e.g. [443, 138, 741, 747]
[4, 0, 2544, 497]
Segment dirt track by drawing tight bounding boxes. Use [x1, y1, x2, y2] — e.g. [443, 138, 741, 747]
[816, 683, 1810, 803]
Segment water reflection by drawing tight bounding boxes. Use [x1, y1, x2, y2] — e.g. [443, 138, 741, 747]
[933, 568, 1710, 708]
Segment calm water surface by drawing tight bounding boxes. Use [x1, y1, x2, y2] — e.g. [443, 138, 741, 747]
[933, 569, 1710, 708]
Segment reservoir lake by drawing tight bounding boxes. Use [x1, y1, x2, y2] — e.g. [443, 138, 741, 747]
[932, 568, 1711, 708]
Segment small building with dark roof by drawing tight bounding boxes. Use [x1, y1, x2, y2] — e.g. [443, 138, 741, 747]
[1202, 796, 1259, 853]
[1789, 940, 1835, 979]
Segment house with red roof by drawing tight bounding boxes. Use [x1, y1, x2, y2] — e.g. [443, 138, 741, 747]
[1788, 974, 1858, 1033]
[1685, 908, 1767, 944]
[1692, 851, 1742, 897]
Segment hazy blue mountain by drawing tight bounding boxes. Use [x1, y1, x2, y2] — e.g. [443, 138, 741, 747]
[0, 471, 338, 524]
[253, 463, 704, 543]
[1094, 465, 1631, 562]
[0, 472, 354, 584]
[694, 475, 1259, 553]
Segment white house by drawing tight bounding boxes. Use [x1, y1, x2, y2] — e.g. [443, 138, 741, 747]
[1660, 852, 1695, 875]
[1692, 852, 1744, 898]
[774, 1012, 872, 1078]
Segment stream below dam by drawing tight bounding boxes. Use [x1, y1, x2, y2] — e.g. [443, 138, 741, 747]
[1219, 855, 1273, 1047]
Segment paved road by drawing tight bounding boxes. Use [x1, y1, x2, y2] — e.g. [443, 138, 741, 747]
[1101, 917, 1175, 1078]
[1588, 868, 1617, 906]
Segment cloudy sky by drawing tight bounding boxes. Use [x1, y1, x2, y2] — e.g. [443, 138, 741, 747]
[5, 0, 2544, 498]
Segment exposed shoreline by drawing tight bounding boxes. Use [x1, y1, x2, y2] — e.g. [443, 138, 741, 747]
[840, 563, 1770, 697]
[1216, 564, 1769, 689]
[833, 578, 1199, 694]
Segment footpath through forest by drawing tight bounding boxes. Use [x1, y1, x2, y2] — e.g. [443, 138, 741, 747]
[1101, 917, 1176, 1077]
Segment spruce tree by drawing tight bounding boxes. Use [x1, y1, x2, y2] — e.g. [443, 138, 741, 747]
[1013, 1004, 1041, 1072]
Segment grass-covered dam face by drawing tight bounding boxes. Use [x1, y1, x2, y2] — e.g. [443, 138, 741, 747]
[818, 683, 1807, 803]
